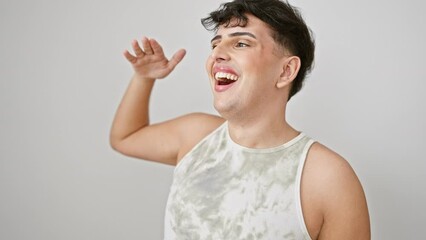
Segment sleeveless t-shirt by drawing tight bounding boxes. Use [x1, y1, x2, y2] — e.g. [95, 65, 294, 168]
[164, 122, 314, 240]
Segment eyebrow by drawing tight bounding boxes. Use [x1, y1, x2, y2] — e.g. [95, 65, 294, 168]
[210, 32, 257, 43]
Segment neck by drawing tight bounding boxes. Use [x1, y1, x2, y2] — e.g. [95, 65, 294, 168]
[226, 111, 299, 149]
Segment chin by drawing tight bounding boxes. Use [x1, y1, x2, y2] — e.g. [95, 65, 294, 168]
[213, 99, 228, 113]
[213, 100, 239, 120]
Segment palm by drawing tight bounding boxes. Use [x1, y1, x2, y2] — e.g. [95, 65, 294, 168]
[124, 37, 186, 80]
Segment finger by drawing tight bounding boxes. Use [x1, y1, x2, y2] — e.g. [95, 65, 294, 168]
[142, 37, 154, 55]
[123, 50, 137, 63]
[131, 39, 145, 57]
[167, 49, 186, 70]
[149, 38, 164, 56]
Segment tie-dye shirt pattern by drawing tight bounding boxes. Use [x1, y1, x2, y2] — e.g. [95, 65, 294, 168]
[164, 122, 314, 240]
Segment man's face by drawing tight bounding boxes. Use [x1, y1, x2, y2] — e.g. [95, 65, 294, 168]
[206, 14, 288, 119]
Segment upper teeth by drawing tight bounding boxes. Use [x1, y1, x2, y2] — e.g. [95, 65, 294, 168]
[215, 72, 238, 81]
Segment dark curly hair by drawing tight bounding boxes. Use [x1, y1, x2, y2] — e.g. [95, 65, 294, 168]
[201, 0, 315, 100]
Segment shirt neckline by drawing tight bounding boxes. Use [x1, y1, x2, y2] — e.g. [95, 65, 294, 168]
[224, 122, 305, 153]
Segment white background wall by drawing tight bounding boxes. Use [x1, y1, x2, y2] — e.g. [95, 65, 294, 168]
[1, 0, 425, 239]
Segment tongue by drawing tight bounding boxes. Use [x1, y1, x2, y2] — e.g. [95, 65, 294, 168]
[218, 78, 236, 85]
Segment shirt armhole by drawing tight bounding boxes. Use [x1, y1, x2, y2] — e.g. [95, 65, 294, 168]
[295, 139, 315, 240]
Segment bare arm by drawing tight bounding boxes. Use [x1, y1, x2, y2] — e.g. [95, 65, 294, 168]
[110, 37, 223, 165]
[302, 143, 371, 240]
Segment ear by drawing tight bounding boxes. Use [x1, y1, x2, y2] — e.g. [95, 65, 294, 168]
[276, 56, 301, 89]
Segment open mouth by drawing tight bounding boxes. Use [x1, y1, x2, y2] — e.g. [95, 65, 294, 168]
[215, 72, 238, 85]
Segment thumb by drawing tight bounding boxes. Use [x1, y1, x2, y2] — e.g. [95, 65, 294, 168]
[167, 49, 186, 70]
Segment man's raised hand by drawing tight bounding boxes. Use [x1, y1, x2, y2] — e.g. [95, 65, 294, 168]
[123, 37, 186, 80]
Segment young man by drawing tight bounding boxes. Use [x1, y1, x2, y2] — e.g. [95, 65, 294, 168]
[110, 0, 370, 239]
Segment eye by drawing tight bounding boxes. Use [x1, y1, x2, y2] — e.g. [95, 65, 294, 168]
[211, 41, 219, 49]
[236, 42, 249, 48]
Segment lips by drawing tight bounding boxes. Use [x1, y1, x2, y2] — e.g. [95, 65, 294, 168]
[213, 66, 239, 91]
[215, 72, 238, 85]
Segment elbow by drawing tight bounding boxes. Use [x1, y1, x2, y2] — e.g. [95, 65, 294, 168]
[109, 134, 125, 154]
[110, 135, 136, 158]
[109, 139, 119, 152]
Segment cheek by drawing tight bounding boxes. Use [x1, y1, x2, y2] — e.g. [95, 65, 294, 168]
[205, 55, 214, 74]
[256, 59, 283, 83]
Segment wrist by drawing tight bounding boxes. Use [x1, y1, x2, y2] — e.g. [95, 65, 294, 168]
[132, 73, 156, 84]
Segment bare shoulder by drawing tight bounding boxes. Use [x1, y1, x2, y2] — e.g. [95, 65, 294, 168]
[176, 113, 225, 162]
[302, 142, 370, 240]
[305, 143, 356, 183]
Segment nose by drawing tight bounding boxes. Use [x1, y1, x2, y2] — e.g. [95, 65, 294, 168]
[210, 44, 230, 62]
